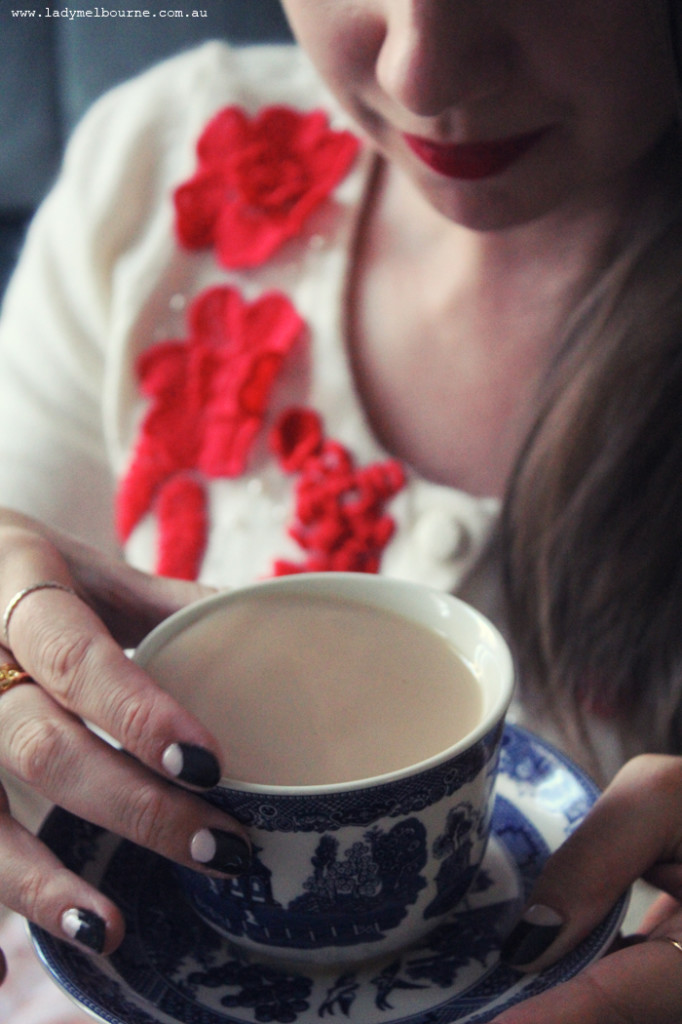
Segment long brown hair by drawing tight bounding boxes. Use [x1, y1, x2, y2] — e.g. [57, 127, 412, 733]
[501, 121, 682, 760]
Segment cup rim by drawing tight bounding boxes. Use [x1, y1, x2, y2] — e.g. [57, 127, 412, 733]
[134, 573, 514, 796]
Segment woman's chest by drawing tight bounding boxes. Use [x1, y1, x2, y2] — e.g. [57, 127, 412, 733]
[347, 286, 554, 499]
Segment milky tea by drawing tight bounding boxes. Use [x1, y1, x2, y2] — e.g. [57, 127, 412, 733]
[135, 576, 513, 965]
[145, 589, 484, 786]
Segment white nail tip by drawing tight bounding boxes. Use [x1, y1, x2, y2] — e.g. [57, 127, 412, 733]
[161, 743, 184, 777]
[190, 828, 217, 864]
[523, 904, 564, 927]
[60, 908, 83, 939]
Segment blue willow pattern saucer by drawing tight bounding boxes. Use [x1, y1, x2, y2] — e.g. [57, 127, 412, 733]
[30, 726, 627, 1024]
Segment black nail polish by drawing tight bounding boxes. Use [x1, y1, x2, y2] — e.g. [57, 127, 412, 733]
[615, 933, 647, 950]
[162, 743, 221, 788]
[61, 907, 106, 954]
[190, 828, 251, 875]
[500, 904, 564, 967]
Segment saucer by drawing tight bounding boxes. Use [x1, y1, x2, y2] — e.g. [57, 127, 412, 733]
[30, 725, 627, 1024]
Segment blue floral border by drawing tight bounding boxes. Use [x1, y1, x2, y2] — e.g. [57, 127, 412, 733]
[206, 722, 503, 832]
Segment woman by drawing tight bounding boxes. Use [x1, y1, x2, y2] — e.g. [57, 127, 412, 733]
[0, 1, 681, 1020]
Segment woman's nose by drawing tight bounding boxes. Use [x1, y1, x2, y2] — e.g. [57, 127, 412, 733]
[375, 0, 512, 117]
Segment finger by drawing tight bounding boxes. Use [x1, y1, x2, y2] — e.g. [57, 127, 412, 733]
[640, 892, 682, 933]
[0, 785, 123, 956]
[0, 685, 251, 876]
[491, 928, 682, 1024]
[500, 755, 682, 971]
[646, 863, 682, 902]
[0, 566, 224, 791]
[54, 530, 216, 649]
[0, 512, 214, 648]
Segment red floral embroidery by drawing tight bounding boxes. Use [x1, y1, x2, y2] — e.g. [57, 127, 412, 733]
[155, 473, 207, 581]
[116, 285, 305, 579]
[174, 105, 360, 269]
[270, 408, 406, 575]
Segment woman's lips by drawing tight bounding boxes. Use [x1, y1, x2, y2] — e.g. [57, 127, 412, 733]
[403, 128, 550, 180]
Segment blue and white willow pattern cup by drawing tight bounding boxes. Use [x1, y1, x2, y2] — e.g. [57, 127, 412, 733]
[134, 573, 514, 967]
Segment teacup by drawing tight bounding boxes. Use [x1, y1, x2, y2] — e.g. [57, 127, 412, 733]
[134, 572, 514, 967]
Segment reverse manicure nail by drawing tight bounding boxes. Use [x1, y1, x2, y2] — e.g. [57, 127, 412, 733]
[190, 828, 251, 875]
[500, 903, 564, 966]
[61, 907, 106, 954]
[162, 742, 221, 788]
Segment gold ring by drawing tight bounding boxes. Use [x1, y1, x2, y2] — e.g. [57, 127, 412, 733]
[660, 937, 682, 956]
[0, 662, 35, 695]
[3, 581, 78, 645]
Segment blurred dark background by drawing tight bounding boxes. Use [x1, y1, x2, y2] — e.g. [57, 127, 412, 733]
[0, 0, 294, 298]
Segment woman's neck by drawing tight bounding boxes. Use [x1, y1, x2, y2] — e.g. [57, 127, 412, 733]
[382, 159, 634, 311]
[346, 159, 641, 497]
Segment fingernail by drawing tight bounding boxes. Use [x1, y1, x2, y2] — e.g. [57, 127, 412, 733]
[162, 743, 221, 788]
[500, 904, 564, 966]
[617, 932, 647, 949]
[61, 907, 106, 954]
[190, 828, 251, 875]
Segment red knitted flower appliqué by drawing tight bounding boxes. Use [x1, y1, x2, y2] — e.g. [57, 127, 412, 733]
[270, 408, 406, 575]
[174, 105, 360, 269]
[116, 285, 305, 579]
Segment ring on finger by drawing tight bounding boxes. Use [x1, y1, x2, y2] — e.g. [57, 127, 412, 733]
[3, 581, 78, 646]
[653, 936, 682, 956]
[0, 662, 35, 695]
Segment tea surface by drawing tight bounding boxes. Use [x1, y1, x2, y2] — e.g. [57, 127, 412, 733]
[149, 592, 483, 785]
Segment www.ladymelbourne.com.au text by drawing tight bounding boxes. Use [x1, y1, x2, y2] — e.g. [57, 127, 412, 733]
[10, 7, 209, 20]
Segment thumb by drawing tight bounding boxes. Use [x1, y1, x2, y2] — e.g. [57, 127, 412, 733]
[499, 754, 682, 971]
[490, 931, 682, 1024]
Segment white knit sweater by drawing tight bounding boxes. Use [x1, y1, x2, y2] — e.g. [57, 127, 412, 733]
[0, 41, 644, 1022]
[0, 41, 499, 595]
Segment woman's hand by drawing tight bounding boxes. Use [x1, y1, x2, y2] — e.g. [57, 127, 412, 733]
[491, 753, 682, 1023]
[0, 509, 250, 963]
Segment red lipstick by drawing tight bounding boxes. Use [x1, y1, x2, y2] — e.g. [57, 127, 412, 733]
[404, 128, 549, 181]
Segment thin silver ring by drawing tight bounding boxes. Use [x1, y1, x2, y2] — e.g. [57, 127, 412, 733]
[3, 581, 78, 646]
